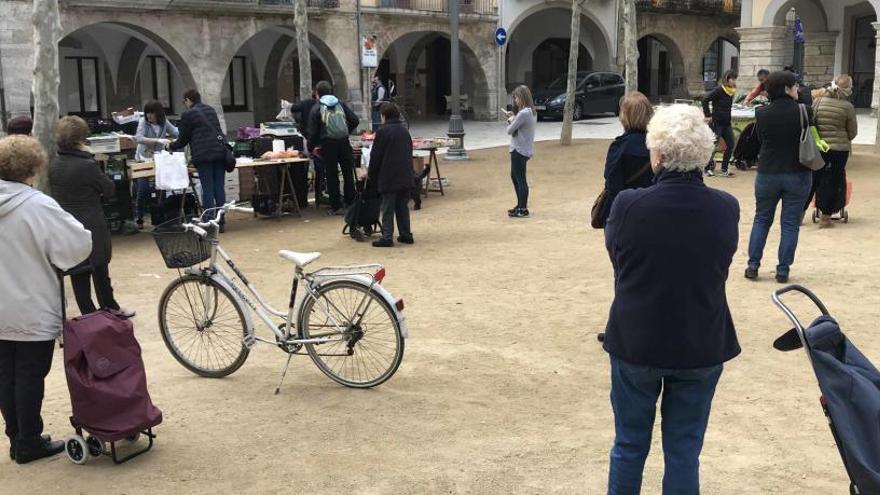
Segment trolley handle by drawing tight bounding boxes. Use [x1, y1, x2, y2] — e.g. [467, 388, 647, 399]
[772, 285, 831, 318]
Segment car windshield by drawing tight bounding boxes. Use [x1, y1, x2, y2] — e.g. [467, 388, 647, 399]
[546, 74, 589, 91]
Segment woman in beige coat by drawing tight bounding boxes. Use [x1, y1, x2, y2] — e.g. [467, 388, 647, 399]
[808, 75, 858, 227]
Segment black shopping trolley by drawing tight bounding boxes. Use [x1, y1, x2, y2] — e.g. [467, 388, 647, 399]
[772, 286, 880, 494]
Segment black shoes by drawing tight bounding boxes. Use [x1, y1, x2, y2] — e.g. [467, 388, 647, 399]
[776, 274, 789, 284]
[372, 239, 394, 248]
[12, 436, 64, 464]
[744, 267, 758, 280]
[397, 235, 414, 245]
[327, 208, 345, 216]
[509, 208, 530, 218]
[350, 228, 368, 242]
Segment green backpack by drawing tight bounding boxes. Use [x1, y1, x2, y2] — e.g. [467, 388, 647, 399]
[321, 104, 349, 140]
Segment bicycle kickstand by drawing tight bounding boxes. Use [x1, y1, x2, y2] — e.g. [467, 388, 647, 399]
[274, 353, 295, 395]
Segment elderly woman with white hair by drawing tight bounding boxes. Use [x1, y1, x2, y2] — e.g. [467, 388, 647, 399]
[602, 104, 741, 495]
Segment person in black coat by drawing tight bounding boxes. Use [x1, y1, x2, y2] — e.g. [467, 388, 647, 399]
[746, 70, 813, 283]
[307, 81, 360, 215]
[368, 103, 414, 247]
[170, 89, 229, 229]
[599, 92, 654, 227]
[702, 70, 738, 177]
[49, 116, 134, 317]
[603, 104, 740, 495]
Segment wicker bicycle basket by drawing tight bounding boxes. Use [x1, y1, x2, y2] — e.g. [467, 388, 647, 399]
[151, 218, 214, 269]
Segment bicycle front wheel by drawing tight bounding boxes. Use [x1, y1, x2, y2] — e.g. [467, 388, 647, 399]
[300, 280, 404, 388]
[158, 275, 250, 378]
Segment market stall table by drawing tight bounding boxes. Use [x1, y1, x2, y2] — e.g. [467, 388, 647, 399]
[236, 157, 310, 218]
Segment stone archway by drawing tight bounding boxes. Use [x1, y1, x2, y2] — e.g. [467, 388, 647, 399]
[378, 31, 491, 120]
[58, 22, 196, 118]
[505, 3, 614, 93]
[637, 34, 687, 101]
[702, 37, 740, 91]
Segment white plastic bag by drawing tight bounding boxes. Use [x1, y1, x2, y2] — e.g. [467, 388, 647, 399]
[154, 151, 189, 191]
[276, 99, 293, 122]
[360, 145, 371, 168]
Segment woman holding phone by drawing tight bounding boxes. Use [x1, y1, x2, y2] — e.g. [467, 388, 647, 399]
[505, 86, 538, 218]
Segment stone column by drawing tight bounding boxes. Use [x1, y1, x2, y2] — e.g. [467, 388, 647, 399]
[0, 0, 36, 122]
[802, 31, 838, 88]
[735, 26, 790, 91]
[872, 22, 880, 113]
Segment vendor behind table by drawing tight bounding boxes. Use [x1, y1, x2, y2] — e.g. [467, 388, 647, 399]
[134, 100, 179, 229]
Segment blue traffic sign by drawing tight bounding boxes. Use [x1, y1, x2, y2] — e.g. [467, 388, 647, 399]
[495, 27, 507, 47]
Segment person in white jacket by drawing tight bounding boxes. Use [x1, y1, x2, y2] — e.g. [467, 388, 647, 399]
[0, 135, 92, 464]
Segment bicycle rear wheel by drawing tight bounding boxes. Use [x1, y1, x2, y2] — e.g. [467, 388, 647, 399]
[300, 280, 404, 388]
[158, 275, 250, 378]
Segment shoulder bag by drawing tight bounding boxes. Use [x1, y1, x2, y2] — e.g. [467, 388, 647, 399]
[590, 162, 652, 229]
[193, 105, 237, 173]
[798, 103, 826, 171]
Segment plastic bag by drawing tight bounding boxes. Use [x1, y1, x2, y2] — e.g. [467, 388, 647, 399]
[276, 99, 293, 122]
[154, 151, 189, 191]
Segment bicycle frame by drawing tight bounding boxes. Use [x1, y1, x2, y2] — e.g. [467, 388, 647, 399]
[185, 207, 391, 350]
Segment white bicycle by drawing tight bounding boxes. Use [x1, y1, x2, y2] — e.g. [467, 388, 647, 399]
[151, 203, 407, 391]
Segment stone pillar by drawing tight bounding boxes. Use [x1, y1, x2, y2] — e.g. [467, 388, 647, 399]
[872, 22, 880, 113]
[802, 31, 838, 88]
[0, 0, 36, 122]
[736, 26, 790, 91]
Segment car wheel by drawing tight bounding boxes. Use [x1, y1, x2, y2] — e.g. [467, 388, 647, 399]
[573, 103, 583, 121]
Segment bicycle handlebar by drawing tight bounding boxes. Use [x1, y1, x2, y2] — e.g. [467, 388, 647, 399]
[183, 202, 253, 237]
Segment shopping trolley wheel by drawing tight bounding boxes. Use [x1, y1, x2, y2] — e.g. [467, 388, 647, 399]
[126, 433, 141, 442]
[843, 210, 849, 224]
[65, 435, 89, 465]
[85, 435, 104, 457]
[812, 210, 819, 223]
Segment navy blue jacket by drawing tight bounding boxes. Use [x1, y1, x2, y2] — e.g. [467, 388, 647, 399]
[603, 169, 741, 369]
[367, 119, 415, 194]
[601, 130, 653, 225]
[170, 103, 227, 167]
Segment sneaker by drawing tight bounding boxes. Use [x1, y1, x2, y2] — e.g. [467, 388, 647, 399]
[507, 207, 519, 216]
[819, 214, 833, 229]
[327, 208, 345, 216]
[14, 437, 65, 465]
[719, 170, 736, 178]
[372, 239, 394, 248]
[397, 235, 414, 245]
[511, 208, 530, 218]
[350, 228, 368, 242]
[705, 169, 715, 177]
[776, 274, 789, 284]
[744, 267, 758, 280]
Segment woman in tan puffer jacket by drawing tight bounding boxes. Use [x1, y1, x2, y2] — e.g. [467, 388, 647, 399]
[807, 75, 858, 227]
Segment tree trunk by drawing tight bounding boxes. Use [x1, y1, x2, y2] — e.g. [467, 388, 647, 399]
[623, 0, 638, 94]
[31, 0, 62, 192]
[875, 107, 880, 152]
[561, 0, 587, 146]
[294, 0, 312, 101]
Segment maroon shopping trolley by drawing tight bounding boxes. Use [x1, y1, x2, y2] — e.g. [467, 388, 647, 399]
[60, 271, 162, 464]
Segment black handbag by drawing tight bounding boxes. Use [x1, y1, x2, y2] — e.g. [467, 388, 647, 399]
[193, 106, 236, 173]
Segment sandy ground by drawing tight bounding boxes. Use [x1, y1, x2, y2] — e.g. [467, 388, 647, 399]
[2, 140, 879, 494]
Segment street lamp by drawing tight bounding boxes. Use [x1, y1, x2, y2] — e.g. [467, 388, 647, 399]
[446, 0, 468, 160]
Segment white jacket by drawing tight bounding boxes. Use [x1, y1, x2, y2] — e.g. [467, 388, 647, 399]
[0, 179, 92, 341]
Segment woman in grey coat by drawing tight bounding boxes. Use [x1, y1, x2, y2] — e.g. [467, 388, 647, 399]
[134, 100, 179, 228]
[49, 116, 134, 317]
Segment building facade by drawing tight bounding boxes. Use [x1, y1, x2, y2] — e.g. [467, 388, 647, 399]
[1, 0, 747, 134]
[738, 0, 879, 110]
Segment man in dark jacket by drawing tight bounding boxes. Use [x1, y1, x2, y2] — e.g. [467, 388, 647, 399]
[290, 87, 326, 203]
[603, 104, 740, 495]
[702, 70, 738, 177]
[746, 71, 813, 283]
[170, 89, 229, 230]
[307, 81, 360, 215]
[368, 103, 414, 247]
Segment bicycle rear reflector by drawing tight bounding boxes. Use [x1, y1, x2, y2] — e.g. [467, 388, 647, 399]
[374, 268, 386, 283]
[395, 299, 405, 312]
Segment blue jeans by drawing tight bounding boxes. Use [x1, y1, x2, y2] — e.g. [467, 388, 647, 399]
[371, 108, 382, 131]
[608, 356, 723, 495]
[197, 163, 227, 217]
[133, 177, 152, 224]
[747, 171, 812, 277]
[510, 151, 530, 209]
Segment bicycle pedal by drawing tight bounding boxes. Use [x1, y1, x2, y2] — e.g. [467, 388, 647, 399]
[243, 334, 258, 349]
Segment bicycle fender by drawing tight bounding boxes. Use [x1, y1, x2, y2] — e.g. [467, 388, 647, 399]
[206, 272, 257, 342]
[314, 275, 409, 339]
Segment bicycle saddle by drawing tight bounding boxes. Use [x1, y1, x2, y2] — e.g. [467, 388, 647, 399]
[278, 250, 321, 268]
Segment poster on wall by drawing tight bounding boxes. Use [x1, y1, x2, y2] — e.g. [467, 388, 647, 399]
[362, 36, 378, 68]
